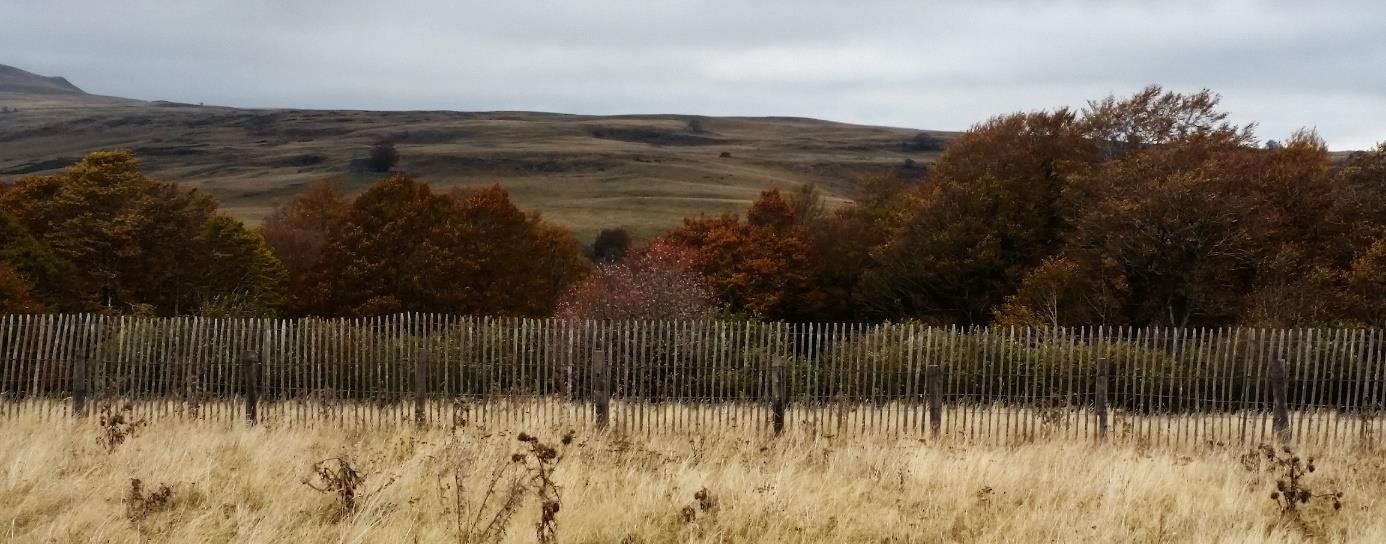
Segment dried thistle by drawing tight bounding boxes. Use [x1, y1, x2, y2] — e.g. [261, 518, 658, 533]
[124, 478, 173, 523]
[302, 457, 366, 522]
[1244, 444, 1343, 521]
[98, 404, 146, 453]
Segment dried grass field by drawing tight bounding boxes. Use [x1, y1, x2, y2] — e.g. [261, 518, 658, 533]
[2, 403, 1384, 543]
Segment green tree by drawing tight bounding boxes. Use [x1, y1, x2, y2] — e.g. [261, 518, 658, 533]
[590, 228, 632, 263]
[0, 211, 79, 310]
[195, 215, 287, 316]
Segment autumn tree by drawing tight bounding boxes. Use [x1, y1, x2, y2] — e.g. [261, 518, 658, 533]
[557, 240, 713, 320]
[993, 256, 1124, 327]
[533, 220, 593, 314]
[0, 151, 284, 314]
[993, 88, 1259, 327]
[659, 189, 819, 319]
[313, 176, 586, 316]
[313, 174, 466, 315]
[0, 264, 41, 313]
[856, 109, 1091, 323]
[1339, 142, 1386, 228]
[1065, 146, 1258, 327]
[1080, 85, 1255, 161]
[259, 180, 351, 314]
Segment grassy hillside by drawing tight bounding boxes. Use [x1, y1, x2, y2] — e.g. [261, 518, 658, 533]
[0, 73, 951, 241]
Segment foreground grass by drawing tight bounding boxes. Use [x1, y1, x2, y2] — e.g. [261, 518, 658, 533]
[1, 411, 1384, 543]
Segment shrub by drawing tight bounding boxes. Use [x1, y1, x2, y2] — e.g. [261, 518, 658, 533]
[368, 142, 399, 172]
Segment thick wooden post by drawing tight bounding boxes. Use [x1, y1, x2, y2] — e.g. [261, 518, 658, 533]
[926, 364, 942, 438]
[241, 350, 260, 425]
[771, 357, 787, 435]
[72, 351, 88, 418]
[593, 349, 609, 430]
[1271, 357, 1291, 443]
[415, 348, 428, 428]
[1095, 357, 1109, 442]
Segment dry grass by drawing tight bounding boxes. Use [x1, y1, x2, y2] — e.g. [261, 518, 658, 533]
[3, 404, 1385, 543]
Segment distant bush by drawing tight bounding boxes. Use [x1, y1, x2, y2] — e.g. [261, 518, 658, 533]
[368, 143, 399, 172]
[901, 132, 946, 152]
[590, 228, 631, 264]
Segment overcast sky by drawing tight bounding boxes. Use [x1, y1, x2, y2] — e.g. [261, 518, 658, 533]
[3, 0, 1384, 150]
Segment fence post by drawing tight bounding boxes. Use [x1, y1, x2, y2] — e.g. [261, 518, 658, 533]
[415, 348, 428, 428]
[771, 357, 787, 435]
[241, 350, 260, 425]
[926, 364, 942, 438]
[72, 351, 88, 418]
[593, 349, 609, 430]
[1271, 357, 1291, 443]
[1095, 357, 1109, 443]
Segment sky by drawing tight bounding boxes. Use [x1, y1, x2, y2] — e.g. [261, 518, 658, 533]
[3, 0, 1384, 150]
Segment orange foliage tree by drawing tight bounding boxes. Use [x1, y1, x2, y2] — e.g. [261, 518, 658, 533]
[0, 264, 41, 313]
[304, 176, 587, 316]
[658, 189, 820, 320]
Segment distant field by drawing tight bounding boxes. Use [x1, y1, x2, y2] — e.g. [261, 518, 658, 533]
[0, 91, 949, 240]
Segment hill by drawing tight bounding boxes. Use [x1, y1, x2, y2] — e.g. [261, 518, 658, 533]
[0, 65, 952, 240]
[0, 64, 86, 95]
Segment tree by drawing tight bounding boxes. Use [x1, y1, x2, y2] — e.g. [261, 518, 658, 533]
[786, 184, 828, 227]
[313, 176, 586, 316]
[0, 151, 275, 314]
[313, 174, 467, 315]
[195, 215, 287, 316]
[0, 211, 79, 311]
[902, 132, 946, 152]
[1080, 85, 1255, 161]
[659, 190, 820, 319]
[0, 264, 41, 313]
[1064, 141, 1259, 327]
[993, 256, 1124, 326]
[590, 228, 632, 263]
[557, 241, 713, 320]
[857, 109, 1090, 323]
[259, 180, 352, 314]
[1339, 142, 1386, 228]
[369, 142, 399, 172]
[450, 185, 588, 316]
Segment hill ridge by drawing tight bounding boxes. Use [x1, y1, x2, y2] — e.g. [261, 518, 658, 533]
[0, 64, 86, 95]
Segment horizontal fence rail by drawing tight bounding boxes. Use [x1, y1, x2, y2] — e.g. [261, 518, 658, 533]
[0, 314, 1383, 446]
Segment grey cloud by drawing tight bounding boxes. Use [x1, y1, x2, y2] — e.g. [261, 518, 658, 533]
[2, 0, 1383, 149]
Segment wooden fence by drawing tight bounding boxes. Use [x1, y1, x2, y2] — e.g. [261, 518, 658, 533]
[1, 314, 1383, 446]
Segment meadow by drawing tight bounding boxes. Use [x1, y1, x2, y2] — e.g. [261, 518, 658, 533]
[2, 404, 1383, 543]
[0, 87, 938, 240]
